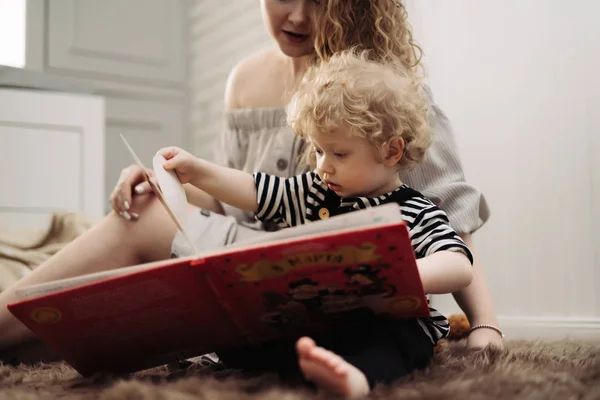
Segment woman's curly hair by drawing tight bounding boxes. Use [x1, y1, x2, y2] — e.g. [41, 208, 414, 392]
[312, 0, 423, 75]
[287, 49, 430, 171]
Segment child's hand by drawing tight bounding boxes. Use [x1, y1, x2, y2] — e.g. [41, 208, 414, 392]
[156, 146, 201, 184]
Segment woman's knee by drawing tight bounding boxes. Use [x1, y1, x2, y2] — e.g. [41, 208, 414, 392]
[119, 194, 179, 262]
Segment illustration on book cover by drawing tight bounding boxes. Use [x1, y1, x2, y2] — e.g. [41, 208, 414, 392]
[213, 236, 425, 337]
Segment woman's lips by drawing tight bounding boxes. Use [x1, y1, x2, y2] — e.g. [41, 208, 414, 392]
[282, 30, 309, 44]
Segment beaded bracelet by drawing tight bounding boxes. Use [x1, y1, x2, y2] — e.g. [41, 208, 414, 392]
[469, 324, 505, 338]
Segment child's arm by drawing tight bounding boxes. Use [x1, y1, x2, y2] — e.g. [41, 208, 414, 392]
[157, 147, 258, 212]
[417, 251, 472, 294]
[182, 184, 225, 214]
[189, 158, 258, 212]
[409, 204, 474, 294]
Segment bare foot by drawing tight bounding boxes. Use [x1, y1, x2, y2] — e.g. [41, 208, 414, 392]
[296, 337, 370, 399]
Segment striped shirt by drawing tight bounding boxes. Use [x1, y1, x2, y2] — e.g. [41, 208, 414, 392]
[253, 170, 473, 343]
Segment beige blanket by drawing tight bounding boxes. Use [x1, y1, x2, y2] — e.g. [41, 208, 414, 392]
[0, 213, 98, 292]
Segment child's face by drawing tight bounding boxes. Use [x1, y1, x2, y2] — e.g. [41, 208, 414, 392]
[310, 129, 402, 198]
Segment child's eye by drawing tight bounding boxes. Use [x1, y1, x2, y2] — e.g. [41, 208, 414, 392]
[314, 148, 323, 155]
[334, 153, 346, 158]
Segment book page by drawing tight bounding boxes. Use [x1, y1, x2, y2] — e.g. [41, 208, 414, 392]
[15, 203, 403, 300]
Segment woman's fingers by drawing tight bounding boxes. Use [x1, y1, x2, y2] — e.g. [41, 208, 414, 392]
[134, 180, 152, 195]
[109, 181, 127, 213]
[109, 165, 151, 219]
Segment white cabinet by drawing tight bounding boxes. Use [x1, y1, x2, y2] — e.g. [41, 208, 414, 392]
[46, 0, 187, 87]
[0, 88, 104, 228]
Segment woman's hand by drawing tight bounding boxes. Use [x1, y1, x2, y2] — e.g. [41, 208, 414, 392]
[156, 147, 201, 184]
[109, 164, 155, 220]
[467, 327, 504, 350]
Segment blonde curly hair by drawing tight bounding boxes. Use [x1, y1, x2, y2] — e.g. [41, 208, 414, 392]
[287, 49, 430, 171]
[312, 0, 423, 75]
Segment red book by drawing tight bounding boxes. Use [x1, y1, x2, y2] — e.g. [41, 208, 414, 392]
[7, 203, 428, 377]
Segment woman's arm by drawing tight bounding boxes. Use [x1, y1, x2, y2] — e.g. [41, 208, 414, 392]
[402, 86, 491, 234]
[454, 233, 503, 348]
[402, 85, 500, 348]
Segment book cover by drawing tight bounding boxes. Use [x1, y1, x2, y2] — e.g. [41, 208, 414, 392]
[7, 218, 428, 376]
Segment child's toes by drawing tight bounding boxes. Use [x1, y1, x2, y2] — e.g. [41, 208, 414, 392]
[296, 337, 316, 357]
[327, 354, 344, 369]
[333, 361, 350, 376]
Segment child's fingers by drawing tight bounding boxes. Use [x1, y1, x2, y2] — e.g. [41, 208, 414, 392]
[156, 146, 180, 160]
[162, 154, 184, 171]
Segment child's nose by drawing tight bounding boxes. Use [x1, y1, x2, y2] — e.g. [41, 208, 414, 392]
[318, 157, 335, 176]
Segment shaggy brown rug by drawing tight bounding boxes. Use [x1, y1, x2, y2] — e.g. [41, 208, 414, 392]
[1, 339, 599, 399]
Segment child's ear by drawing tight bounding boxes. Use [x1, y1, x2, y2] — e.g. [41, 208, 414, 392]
[383, 137, 404, 167]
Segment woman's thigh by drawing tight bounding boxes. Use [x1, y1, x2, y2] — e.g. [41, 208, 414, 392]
[170, 207, 268, 258]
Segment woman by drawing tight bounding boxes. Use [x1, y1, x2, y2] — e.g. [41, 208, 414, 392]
[0, 0, 500, 390]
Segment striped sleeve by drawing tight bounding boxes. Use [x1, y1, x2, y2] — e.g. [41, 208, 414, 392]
[408, 202, 474, 264]
[253, 172, 314, 227]
[418, 307, 450, 343]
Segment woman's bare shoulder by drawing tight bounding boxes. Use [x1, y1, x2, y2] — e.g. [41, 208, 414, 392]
[225, 47, 284, 109]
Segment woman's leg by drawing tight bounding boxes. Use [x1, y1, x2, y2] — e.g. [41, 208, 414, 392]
[0, 194, 178, 350]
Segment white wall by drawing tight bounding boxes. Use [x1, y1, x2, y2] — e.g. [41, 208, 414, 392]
[189, 0, 271, 160]
[406, 0, 600, 338]
[190, 0, 600, 339]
